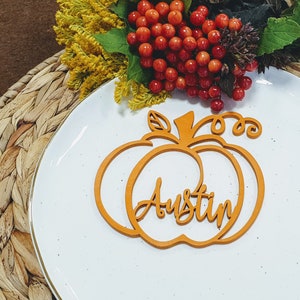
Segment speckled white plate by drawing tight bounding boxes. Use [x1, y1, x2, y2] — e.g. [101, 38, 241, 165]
[30, 68, 300, 300]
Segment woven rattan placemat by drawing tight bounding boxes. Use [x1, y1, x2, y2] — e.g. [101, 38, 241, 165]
[0, 51, 299, 299]
[0, 51, 79, 299]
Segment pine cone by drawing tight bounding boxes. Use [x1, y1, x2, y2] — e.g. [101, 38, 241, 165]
[220, 23, 260, 69]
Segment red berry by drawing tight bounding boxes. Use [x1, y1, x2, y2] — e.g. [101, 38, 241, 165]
[128, 11, 141, 26]
[155, 2, 170, 18]
[192, 28, 203, 39]
[207, 30, 221, 44]
[190, 11, 205, 26]
[168, 10, 183, 25]
[154, 36, 168, 50]
[187, 86, 198, 97]
[246, 59, 258, 72]
[197, 66, 209, 78]
[202, 19, 216, 34]
[176, 76, 186, 90]
[164, 80, 176, 91]
[198, 89, 210, 100]
[196, 5, 209, 17]
[149, 79, 163, 93]
[154, 71, 165, 80]
[137, 0, 153, 15]
[170, 0, 184, 12]
[215, 13, 229, 29]
[165, 67, 178, 82]
[153, 58, 167, 73]
[212, 45, 226, 59]
[127, 32, 137, 46]
[208, 85, 221, 98]
[232, 64, 245, 77]
[185, 73, 198, 86]
[151, 23, 163, 37]
[168, 36, 183, 51]
[161, 23, 176, 38]
[178, 48, 192, 62]
[196, 51, 210, 66]
[208, 59, 222, 73]
[138, 42, 153, 57]
[177, 19, 187, 28]
[197, 37, 210, 51]
[140, 57, 153, 68]
[145, 8, 160, 24]
[228, 18, 242, 31]
[178, 26, 193, 39]
[136, 16, 148, 27]
[232, 87, 245, 101]
[184, 59, 197, 73]
[183, 36, 197, 51]
[136, 26, 151, 43]
[166, 51, 178, 64]
[199, 76, 213, 89]
[211, 99, 224, 112]
[238, 76, 252, 90]
[176, 61, 186, 73]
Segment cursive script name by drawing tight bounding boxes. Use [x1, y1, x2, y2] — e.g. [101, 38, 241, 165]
[134, 177, 232, 228]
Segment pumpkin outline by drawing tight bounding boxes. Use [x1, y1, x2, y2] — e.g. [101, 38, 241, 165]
[94, 110, 265, 249]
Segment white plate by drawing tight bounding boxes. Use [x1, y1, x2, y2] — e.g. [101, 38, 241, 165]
[30, 68, 300, 300]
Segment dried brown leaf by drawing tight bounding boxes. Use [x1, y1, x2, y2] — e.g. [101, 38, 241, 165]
[1, 243, 28, 297]
[0, 204, 14, 251]
[0, 289, 6, 300]
[28, 279, 52, 300]
[0, 173, 15, 213]
[13, 202, 30, 233]
[11, 231, 43, 278]
[0, 122, 14, 153]
[7, 123, 34, 149]
[0, 146, 20, 181]
[23, 72, 63, 94]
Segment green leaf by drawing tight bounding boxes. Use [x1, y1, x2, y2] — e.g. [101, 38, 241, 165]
[258, 0, 300, 55]
[110, 0, 128, 19]
[259, 19, 300, 55]
[291, 0, 300, 24]
[127, 54, 152, 84]
[94, 27, 151, 85]
[219, 73, 235, 98]
[258, 17, 300, 55]
[183, 0, 192, 14]
[222, 4, 271, 28]
[94, 27, 130, 55]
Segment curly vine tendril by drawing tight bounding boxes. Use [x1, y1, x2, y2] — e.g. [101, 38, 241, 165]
[198, 112, 262, 139]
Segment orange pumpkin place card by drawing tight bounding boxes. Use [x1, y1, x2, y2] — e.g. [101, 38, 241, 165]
[94, 110, 264, 248]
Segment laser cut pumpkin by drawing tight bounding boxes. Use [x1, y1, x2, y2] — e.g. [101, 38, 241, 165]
[94, 111, 264, 249]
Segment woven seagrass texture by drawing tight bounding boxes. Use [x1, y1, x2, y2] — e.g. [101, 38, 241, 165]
[0, 50, 299, 299]
[0, 51, 79, 299]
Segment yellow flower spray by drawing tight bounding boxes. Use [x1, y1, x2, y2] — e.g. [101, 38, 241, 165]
[54, 0, 168, 109]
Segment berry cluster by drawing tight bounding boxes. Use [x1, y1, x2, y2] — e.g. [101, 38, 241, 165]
[126, 0, 258, 112]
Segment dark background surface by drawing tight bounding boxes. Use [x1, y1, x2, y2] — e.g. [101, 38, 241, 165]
[0, 1, 62, 95]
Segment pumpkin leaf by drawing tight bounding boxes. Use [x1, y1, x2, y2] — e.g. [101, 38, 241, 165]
[94, 27, 151, 85]
[258, 17, 300, 55]
[148, 111, 171, 133]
